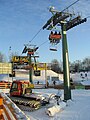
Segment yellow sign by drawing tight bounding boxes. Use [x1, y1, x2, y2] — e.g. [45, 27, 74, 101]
[24, 63, 47, 70]
[12, 56, 28, 63]
[28, 84, 34, 89]
[0, 63, 12, 74]
[34, 63, 47, 70]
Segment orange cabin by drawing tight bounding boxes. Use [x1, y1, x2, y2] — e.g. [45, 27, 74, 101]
[10, 80, 30, 96]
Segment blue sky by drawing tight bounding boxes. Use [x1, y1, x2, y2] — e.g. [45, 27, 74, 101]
[0, 0, 90, 63]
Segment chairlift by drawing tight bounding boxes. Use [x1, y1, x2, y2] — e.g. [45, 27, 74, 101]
[49, 30, 61, 51]
[49, 43, 57, 51]
[49, 31, 61, 44]
[50, 48, 57, 51]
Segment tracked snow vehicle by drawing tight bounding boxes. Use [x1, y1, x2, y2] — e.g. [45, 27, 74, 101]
[9, 80, 50, 111]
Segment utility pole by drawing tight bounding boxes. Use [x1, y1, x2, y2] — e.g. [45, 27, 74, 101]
[43, 6, 87, 101]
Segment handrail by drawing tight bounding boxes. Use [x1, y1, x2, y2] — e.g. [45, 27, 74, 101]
[0, 93, 30, 120]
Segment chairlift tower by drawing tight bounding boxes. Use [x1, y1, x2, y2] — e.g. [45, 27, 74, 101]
[61, 21, 71, 100]
[43, 6, 87, 101]
[22, 44, 39, 83]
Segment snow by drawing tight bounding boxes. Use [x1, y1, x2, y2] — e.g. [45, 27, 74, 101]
[24, 89, 90, 120]
[0, 71, 90, 120]
[81, 80, 90, 85]
[46, 102, 66, 116]
[0, 89, 10, 93]
[0, 70, 63, 83]
[0, 89, 90, 120]
[1, 71, 90, 85]
[70, 72, 90, 82]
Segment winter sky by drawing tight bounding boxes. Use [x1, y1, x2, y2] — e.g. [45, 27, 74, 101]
[0, 0, 90, 62]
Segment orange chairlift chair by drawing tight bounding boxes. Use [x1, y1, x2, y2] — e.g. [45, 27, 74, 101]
[49, 31, 61, 51]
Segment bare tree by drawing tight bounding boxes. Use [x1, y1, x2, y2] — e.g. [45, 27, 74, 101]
[51, 59, 62, 73]
[70, 57, 90, 72]
[9, 51, 19, 62]
[82, 57, 90, 71]
[0, 52, 6, 62]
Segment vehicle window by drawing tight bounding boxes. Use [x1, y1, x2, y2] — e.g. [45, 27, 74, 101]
[12, 83, 18, 89]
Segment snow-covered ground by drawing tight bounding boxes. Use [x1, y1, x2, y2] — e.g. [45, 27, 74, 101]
[0, 88, 90, 120]
[0, 71, 90, 120]
[81, 80, 90, 85]
[25, 89, 90, 120]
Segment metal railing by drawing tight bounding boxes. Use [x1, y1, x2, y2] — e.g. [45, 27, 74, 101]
[0, 82, 12, 89]
[0, 93, 30, 120]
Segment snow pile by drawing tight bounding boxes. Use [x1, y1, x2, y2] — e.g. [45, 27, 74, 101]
[70, 72, 90, 82]
[81, 80, 90, 85]
[24, 89, 90, 120]
[46, 102, 66, 116]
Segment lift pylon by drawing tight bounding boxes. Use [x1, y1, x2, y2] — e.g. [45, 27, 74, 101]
[43, 4, 87, 101]
[22, 44, 39, 83]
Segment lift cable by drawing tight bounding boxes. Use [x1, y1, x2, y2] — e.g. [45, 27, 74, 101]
[86, 16, 90, 18]
[29, 28, 42, 43]
[23, 0, 85, 53]
[28, 0, 80, 44]
[37, 0, 80, 48]
[25, 0, 88, 53]
[38, 40, 49, 48]
[20, 0, 87, 56]
[61, 0, 80, 13]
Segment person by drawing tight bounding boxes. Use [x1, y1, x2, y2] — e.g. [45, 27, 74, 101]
[55, 90, 62, 105]
[47, 81, 49, 87]
[85, 73, 87, 77]
[53, 81, 56, 86]
[37, 81, 39, 84]
[70, 78, 73, 85]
